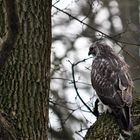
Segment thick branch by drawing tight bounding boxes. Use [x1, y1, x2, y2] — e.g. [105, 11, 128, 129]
[0, 112, 16, 140]
[0, 0, 20, 69]
[84, 99, 140, 140]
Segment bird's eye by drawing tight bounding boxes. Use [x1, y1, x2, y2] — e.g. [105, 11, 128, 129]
[90, 47, 93, 51]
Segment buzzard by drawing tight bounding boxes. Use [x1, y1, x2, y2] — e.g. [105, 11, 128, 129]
[88, 42, 133, 135]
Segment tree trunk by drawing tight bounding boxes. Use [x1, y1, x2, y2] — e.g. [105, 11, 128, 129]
[0, 0, 52, 139]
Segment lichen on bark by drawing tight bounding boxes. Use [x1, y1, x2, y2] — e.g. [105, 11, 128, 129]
[84, 99, 140, 140]
[0, 0, 52, 139]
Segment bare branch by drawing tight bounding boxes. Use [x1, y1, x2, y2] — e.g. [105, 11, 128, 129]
[0, 112, 16, 140]
[49, 99, 75, 111]
[51, 77, 91, 86]
[69, 58, 99, 117]
[133, 78, 140, 82]
[52, 5, 140, 66]
[52, 5, 140, 47]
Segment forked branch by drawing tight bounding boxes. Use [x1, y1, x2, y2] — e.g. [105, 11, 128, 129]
[69, 57, 99, 117]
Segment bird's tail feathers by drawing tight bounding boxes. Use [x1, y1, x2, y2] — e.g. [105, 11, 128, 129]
[113, 106, 132, 136]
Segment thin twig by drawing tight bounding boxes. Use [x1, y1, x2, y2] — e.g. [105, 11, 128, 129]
[133, 78, 140, 82]
[52, 5, 140, 66]
[52, 5, 140, 46]
[68, 58, 98, 116]
[75, 131, 84, 138]
[51, 77, 91, 86]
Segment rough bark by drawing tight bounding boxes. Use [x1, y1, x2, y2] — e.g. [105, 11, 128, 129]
[0, 0, 52, 139]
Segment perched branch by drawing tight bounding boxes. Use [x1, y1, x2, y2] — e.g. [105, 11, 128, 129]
[0, 0, 20, 69]
[84, 99, 140, 140]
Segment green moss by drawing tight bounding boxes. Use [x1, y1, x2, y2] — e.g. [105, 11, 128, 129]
[84, 113, 119, 140]
[85, 99, 140, 140]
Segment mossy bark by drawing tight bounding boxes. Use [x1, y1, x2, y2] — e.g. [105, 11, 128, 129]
[84, 99, 140, 140]
[0, 0, 52, 139]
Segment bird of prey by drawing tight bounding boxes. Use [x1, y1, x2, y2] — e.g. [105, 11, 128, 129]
[88, 42, 133, 135]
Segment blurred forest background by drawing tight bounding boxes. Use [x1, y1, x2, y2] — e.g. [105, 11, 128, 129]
[50, 0, 140, 140]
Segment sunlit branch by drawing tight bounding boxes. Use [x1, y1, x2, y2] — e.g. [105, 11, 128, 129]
[75, 131, 84, 139]
[52, 5, 140, 47]
[52, 5, 140, 66]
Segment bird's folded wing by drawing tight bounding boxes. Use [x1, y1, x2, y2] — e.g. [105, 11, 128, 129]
[91, 58, 132, 107]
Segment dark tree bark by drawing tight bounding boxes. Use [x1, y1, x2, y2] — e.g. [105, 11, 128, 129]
[0, 0, 52, 139]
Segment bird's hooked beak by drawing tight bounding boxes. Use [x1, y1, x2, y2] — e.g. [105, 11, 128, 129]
[88, 51, 91, 56]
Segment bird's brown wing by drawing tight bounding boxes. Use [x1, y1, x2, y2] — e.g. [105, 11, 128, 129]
[91, 58, 133, 108]
[91, 57, 133, 131]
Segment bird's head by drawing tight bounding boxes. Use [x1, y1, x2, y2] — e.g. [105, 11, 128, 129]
[88, 42, 99, 56]
[88, 42, 113, 57]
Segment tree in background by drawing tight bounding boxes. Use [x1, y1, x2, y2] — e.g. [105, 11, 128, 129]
[51, 0, 140, 139]
[0, 0, 52, 139]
